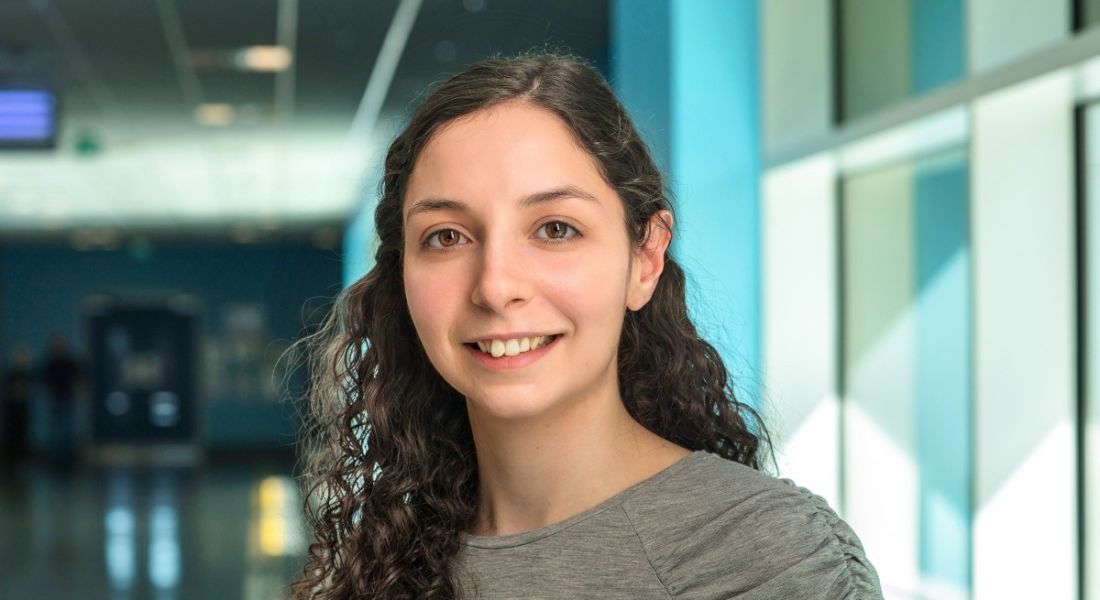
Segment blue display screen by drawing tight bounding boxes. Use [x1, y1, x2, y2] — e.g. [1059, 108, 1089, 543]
[0, 89, 57, 149]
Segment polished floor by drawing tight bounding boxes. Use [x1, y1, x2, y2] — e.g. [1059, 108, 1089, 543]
[0, 456, 308, 600]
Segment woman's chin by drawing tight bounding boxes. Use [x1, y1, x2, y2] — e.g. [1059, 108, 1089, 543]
[462, 390, 555, 422]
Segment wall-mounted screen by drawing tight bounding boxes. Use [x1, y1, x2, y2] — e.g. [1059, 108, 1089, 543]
[0, 89, 57, 149]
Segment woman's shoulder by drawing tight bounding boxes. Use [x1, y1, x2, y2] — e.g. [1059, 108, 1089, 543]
[621, 450, 884, 599]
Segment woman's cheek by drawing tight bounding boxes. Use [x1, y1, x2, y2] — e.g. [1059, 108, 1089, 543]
[405, 269, 457, 346]
[547, 251, 625, 305]
[544, 263, 623, 337]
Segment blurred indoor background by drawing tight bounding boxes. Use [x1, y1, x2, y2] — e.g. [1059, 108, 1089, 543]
[0, 0, 1094, 599]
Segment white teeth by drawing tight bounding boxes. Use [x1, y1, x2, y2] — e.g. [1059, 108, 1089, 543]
[505, 339, 520, 356]
[475, 335, 555, 357]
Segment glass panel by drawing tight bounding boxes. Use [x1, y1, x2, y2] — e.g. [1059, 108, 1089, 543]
[839, 0, 964, 121]
[971, 72, 1077, 599]
[841, 149, 971, 599]
[762, 0, 832, 155]
[1085, 100, 1100, 600]
[969, 0, 1068, 72]
[1086, 0, 1100, 29]
[762, 154, 840, 508]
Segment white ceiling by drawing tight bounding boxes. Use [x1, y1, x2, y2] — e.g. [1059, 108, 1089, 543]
[0, 0, 609, 237]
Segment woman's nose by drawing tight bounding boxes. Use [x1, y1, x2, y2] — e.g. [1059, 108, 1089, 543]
[470, 238, 532, 312]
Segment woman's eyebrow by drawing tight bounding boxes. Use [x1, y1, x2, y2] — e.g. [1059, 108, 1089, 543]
[405, 198, 468, 223]
[405, 185, 600, 223]
[519, 185, 600, 208]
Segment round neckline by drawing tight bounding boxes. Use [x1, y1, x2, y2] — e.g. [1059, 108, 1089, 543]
[461, 449, 708, 549]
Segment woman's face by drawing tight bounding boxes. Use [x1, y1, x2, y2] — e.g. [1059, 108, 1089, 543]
[401, 101, 662, 422]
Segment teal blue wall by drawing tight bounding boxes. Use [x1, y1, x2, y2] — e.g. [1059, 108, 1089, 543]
[344, 164, 385, 286]
[613, 0, 762, 404]
[0, 241, 342, 448]
[343, 192, 378, 287]
[610, 1, 671, 174]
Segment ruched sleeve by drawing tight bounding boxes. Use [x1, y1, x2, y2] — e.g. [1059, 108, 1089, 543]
[624, 454, 884, 600]
[768, 487, 884, 600]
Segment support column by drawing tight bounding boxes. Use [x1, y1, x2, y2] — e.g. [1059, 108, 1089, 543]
[612, 0, 762, 403]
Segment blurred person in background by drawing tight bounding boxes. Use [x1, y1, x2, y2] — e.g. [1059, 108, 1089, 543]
[42, 334, 83, 463]
[1, 343, 35, 464]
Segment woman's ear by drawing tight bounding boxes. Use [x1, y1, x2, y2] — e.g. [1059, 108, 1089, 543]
[626, 210, 673, 311]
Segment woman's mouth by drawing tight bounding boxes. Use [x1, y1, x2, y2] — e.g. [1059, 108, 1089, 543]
[463, 334, 562, 370]
[468, 334, 558, 357]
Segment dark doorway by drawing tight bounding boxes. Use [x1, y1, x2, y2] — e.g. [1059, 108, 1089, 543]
[87, 302, 197, 444]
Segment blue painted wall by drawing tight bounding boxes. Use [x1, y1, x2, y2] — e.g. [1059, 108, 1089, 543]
[610, 0, 672, 174]
[0, 240, 343, 447]
[613, 0, 762, 404]
[344, 195, 379, 287]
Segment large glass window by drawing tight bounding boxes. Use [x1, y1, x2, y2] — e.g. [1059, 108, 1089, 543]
[838, 0, 964, 121]
[841, 149, 971, 598]
[969, 0, 1068, 72]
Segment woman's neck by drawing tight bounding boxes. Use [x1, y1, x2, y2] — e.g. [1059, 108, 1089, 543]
[465, 388, 690, 537]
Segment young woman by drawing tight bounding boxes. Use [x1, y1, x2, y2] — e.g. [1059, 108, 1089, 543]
[290, 54, 883, 599]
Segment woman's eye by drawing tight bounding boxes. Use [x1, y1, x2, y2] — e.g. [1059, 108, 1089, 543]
[537, 221, 579, 242]
[424, 228, 468, 249]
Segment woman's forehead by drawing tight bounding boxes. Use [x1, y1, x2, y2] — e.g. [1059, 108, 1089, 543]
[404, 102, 619, 219]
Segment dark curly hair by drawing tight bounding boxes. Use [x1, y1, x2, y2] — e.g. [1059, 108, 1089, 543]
[288, 52, 771, 599]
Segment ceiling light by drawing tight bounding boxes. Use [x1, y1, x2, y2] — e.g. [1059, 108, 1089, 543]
[10, 194, 34, 216]
[233, 46, 292, 72]
[194, 103, 235, 126]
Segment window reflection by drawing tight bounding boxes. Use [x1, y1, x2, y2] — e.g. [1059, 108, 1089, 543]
[148, 504, 180, 593]
[249, 476, 305, 558]
[148, 474, 181, 597]
[104, 472, 135, 596]
[242, 476, 306, 600]
[838, 0, 964, 121]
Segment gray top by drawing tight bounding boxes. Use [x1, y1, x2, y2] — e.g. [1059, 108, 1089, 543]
[456, 450, 883, 599]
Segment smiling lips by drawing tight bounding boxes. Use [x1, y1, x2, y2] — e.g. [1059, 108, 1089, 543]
[471, 335, 558, 358]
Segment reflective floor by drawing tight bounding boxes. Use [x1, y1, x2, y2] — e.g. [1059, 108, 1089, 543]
[0, 457, 307, 600]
